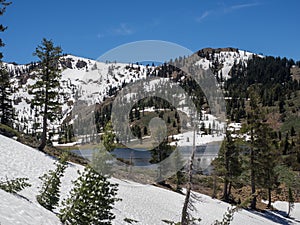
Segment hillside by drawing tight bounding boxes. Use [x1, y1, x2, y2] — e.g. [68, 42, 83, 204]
[1, 134, 300, 225]
[3, 48, 258, 143]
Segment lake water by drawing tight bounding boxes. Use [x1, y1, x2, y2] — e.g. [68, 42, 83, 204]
[71, 144, 221, 170]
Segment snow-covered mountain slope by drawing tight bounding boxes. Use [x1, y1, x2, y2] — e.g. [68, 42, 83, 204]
[0, 134, 299, 225]
[196, 47, 261, 80]
[0, 189, 61, 225]
[5, 48, 258, 137]
[6, 55, 154, 135]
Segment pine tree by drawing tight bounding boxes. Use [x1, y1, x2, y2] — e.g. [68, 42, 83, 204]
[212, 207, 237, 225]
[0, 0, 13, 127]
[30, 38, 63, 151]
[214, 130, 241, 202]
[60, 166, 120, 225]
[173, 148, 185, 192]
[275, 165, 299, 217]
[0, 0, 11, 60]
[0, 177, 31, 194]
[102, 121, 116, 152]
[91, 143, 114, 176]
[245, 85, 263, 209]
[0, 67, 13, 126]
[242, 84, 280, 209]
[254, 123, 278, 208]
[37, 155, 67, 211]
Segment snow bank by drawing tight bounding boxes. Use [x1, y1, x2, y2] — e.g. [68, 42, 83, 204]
[0, 135, 299, 225]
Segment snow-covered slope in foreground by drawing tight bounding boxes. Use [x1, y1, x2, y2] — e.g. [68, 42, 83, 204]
[0, 134, 299, 225]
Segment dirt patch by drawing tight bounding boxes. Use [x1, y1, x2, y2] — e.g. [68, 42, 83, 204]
[291, 66, 300, 81]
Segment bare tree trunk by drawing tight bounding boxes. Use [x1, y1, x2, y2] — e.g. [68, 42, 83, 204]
[38, 112, 47, 151]
[212, 173, 217, 199]
[267, 188, 272, 208]
[228, 181, 232, 197]
[181, 126, 196, 225]
[38, 68, 49, 151]
[250, 154, 256, 209]
[222, 178, 228, 201]
[38, 90, 48, 151]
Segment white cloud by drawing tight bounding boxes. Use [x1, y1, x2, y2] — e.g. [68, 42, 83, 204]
[196, 2, 261, 22]
[97, 23, 134, 38]
[227, 2, 261, 11]
[196, 10, 212, 22]
[112, 23, 133, 36]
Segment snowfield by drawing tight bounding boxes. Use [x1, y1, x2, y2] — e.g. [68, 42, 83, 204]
[0, 134, 300, 225]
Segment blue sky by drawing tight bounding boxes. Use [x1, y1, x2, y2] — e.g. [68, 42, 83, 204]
[2, 0, 300, 64]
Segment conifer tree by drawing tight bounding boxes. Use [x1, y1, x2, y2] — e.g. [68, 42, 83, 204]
[214, 130, 241, 202]
[102, 121, 116, 152]
[37, 155, 67, 211]
[275, 165, 299, 217]
[245, 85, 264, 209]
[0, 0, 11, 60]
[0, 0, 13, 127]
[0, 67, 13, 126]
[0, 177, 31, 194]
[30, 38, 63, 151]
[60, 166, 120, 225]
[242, 85, 281, 210]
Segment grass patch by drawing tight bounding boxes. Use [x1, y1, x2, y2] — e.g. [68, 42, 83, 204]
[0, 123, 20, 138]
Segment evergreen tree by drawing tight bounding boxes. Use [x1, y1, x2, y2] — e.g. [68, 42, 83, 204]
[214, 130, 241, 202]
[212, 207, 237, 225]
[36, 155, 67, 211]
[102, 121, 116, 152]
[60, 166, 120, 225]
[244, 85, 266, 209]
[275, 165, 299, 217]
[30, 38, 63, 151]
[173, 148, 185, 192]
[0, 0, 13, 127]
[254, 123, 278, 208]
[243, 88, 280, 210]
[0, 67, 13, 126]
[92, 143, 114, 176]
[0, 177, 31, 194]
[0, 0, 11, 60]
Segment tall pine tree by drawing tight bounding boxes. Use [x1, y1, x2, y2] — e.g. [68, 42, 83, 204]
[244, 85, 279, 209]
[0, 0, 13, 127]
[214, 130, 241, 203]
[0, 66, 13, 126]
[30, 38, 62, 151]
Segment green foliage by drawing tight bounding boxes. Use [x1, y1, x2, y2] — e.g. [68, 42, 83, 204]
[0, 0, 12, 58]
[288, 187, 295, 214]
[213, 130, 242, 202]
[123, 218, 139, 224]
[212, 207, 237, 225]
[0, 123, 19, 137]
[0, 67, 13, 126]
[274, 165, 299, 217]
[91, 144, 114, 176]
[36, 156, 67, 211]
[162, 219, 181, 225]
[162, 217, 201, 225]
[30, 38, 63, 150]
[0, 177, 31, 194]
[91, 121, 116, 176]
[102, 121, 116, 152]
[171, 148, 185, 192]
[0, 1, 13, 127]
[60, 166, 120, 225]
